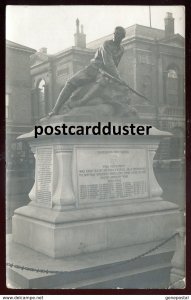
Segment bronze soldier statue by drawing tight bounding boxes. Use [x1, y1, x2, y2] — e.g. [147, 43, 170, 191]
[48, 26, 126, 117]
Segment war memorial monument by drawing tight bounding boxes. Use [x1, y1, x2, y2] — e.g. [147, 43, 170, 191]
[8, 26, 185, 289]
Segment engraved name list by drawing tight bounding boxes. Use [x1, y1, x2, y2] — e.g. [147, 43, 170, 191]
[76, 148, 149, 204]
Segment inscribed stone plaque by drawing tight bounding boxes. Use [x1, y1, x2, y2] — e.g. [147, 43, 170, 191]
[36, 147, 53, 207]
[76, 148, 149, 204]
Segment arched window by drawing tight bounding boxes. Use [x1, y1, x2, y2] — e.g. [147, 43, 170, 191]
[166, 68, 178, 105]
[38, 79, 46, 118]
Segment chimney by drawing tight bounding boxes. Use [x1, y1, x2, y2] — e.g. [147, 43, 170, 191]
[39, 47, 47, 54]
[164, 12, 174, 38]
[74, 19, 86, 48]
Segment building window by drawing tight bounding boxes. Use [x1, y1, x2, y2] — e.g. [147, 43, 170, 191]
[168, 69, 178, 79]
[138, 54, 151, 65]
[166, 68, 178, 105]
[38, 79, 46, 118]
[6, 94, 11, 119]
[56, 65, 69, 78]
[7, 140, 34, 171]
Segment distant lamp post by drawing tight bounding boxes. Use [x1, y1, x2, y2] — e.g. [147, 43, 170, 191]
[149, 6, 152, 27]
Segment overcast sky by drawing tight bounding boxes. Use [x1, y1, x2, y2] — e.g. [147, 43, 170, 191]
[6, 5, 185, 54]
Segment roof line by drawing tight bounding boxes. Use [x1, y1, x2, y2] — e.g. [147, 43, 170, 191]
[87, 23, 165, 47]
[6, 39, 36, 53]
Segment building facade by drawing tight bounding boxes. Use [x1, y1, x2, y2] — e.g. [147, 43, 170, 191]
[6, 40, 36, 170]
[6, 40, 37, 232]
[30, 13, 185, 160]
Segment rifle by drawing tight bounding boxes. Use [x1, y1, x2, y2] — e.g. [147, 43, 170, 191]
[99, 69, 149, 102]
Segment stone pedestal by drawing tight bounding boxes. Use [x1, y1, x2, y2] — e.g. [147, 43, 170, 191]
[12, 119, 181, 260]
[10, 118, 183, 288]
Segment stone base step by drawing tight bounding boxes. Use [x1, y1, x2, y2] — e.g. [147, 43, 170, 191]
[7, 234, 175, 289]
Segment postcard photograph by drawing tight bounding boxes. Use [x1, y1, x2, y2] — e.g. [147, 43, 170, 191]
[5, 5, 185, 289]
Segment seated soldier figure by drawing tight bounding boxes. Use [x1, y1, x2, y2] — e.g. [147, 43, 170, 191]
[48, 26, 126, 117]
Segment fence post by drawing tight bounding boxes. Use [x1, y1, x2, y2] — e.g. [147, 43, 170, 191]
[169, 226, 185, 288]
